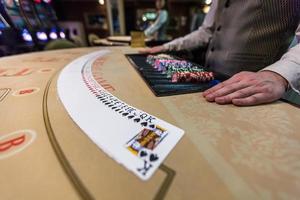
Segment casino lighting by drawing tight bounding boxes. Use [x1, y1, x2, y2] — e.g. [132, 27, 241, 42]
[60, 31, 66, 39]
[36, 31, 48, 41]
[98, 0, 104, 5]
[22, 29, 33, 42]
[49, 32, 58, 40]
[205, 0, 212, 4]
[203, 5, 211, 13]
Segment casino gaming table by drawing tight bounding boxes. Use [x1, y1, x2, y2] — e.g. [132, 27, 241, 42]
[1, 47, 300, 200]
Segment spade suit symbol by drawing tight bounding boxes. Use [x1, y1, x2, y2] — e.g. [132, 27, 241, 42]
[141, 122, 148, 127]
[149, 124, 156, 129]
[150, 154, 159, 162]
[140, 150, 147, 157]
[134, 118, 141, 123]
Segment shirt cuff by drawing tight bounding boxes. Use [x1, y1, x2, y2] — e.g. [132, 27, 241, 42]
[262, 59, 300, 94]
[163, 40, 179, 51]
[162, 43, 171, 51]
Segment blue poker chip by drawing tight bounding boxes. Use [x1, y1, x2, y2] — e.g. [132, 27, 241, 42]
[209, 79, 221, 87]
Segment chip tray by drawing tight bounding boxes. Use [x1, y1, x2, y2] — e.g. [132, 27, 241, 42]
[126, 53, 226, 97]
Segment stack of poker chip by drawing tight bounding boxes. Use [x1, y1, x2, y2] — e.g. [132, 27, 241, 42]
[146, 54, 214, 83]
[146, 55, 158, 65]
[154, 59, 191, 72]
[146, 54, 173, 66]
[171, 72, 214, 83]
[165, 66, 204, 78]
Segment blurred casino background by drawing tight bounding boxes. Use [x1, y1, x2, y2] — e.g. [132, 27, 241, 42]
[0, 0, 212, 56]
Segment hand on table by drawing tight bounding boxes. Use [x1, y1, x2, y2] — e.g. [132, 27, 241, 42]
[203, 71, 288, 106]
[139, 45, 166, 54]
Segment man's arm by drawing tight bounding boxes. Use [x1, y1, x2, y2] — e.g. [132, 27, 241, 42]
[203, 25, 300, 106]
[262, 24, 300, 94]
[140, 0, 218, 54]
[163, 1, 217, 51]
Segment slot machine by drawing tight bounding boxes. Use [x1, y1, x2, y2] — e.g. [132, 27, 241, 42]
[33, 0, 65, 40]
[18, 0, 49, 46]
[0, 0, 35, 55]
[0, 14, 12, 55]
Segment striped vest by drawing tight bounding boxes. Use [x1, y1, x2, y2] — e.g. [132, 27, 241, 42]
[205, 0, 300, 77]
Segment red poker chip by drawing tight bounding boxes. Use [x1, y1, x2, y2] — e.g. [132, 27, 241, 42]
[171, 72, 214, 83]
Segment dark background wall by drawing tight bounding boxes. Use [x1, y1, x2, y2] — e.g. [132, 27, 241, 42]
[123, 0, 207, 37]
[53, 0, 109, 38]
[53, 0, 206, 39]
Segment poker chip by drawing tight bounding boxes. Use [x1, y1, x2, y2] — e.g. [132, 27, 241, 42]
[165, 66, 204, 78]
[146, 54, 173, 66]
[171, 72, 214, 83]
[146, 54, 214, 84]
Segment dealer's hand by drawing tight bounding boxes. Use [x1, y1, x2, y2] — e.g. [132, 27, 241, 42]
[139, 45, 167, 54]
[202, 71, 288, 106]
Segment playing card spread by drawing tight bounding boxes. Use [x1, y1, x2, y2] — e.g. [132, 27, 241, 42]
[57, 50, 184, 180]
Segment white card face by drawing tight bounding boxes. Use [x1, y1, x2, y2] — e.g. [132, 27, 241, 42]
[57, 50, 184, 180]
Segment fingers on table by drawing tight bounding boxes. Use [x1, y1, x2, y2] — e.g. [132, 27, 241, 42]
[138, 48, 151, 53]
[203, 76, 241, 97]
[214, 86, 259, 104]
[231, 84, 278, 106]
[210, 84, 274, 105]
[204, 80, 251, 102]
[232, 93, 271, 106]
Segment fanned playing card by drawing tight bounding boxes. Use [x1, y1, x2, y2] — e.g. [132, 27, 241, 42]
[57, 50, 184, 180]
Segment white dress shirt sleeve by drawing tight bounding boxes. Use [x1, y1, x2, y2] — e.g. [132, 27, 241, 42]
[263, 24, 300, 94]
[163, 0, 218, 51]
